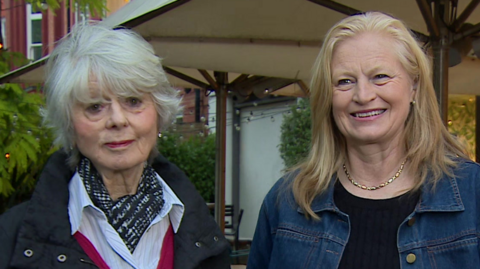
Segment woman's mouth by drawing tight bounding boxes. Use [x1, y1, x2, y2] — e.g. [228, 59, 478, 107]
[351, 109, 386, 118]
[105, 140, 134, 148]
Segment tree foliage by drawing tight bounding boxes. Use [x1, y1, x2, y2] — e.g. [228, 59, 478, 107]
[278, 98, 311, 168]
[158, 133, 216, 202]
[0, 52, 56, 213]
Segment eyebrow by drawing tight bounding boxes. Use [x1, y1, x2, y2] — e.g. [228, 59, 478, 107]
[331, 69, 355, 78]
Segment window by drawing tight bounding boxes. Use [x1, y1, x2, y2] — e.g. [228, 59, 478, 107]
[176, 107, 185, 123]
[1, 18, 6, 49]
[26, 4, 42, 61]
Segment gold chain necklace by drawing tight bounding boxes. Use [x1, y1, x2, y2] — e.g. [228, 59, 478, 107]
[343, 160, 407, 191]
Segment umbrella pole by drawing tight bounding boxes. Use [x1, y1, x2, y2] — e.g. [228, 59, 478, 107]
[417, 0, 450, 124]
[431, 0, 451, 125]
[432, 36, 449, 124]
[214, 71, 227, 231]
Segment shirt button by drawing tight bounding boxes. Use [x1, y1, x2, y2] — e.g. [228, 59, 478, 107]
[195, 242, 202, 248]
[213, 236, 219, 242]
[406, 253, 416, 264]
[408, 217, 416, 226]
[57, 254, 67, 263]
[23, 249, 34, 258]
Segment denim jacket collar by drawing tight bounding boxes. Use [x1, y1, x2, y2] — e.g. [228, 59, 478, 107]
[297, 172, 465, 215]
[296, 174, 339, 214]
[416, 172, 464, 213]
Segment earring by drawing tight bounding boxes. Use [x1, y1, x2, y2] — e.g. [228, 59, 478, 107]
[411, 100, 416, 105]
[158, 132, 162, 138]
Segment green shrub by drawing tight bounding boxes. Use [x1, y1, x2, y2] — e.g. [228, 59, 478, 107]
[0, 84, 56, 213]
[0, 51, 56, 213]
[158, 133, 216, 202]
[279, 98, 311, 168]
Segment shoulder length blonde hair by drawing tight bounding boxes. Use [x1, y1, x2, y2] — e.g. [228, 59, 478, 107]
[293, 11, 468, 219]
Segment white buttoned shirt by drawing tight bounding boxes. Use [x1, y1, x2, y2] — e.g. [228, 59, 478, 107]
[68, 171, 184, 269]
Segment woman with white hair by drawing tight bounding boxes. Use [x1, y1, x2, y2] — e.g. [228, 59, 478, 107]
[247, 12, 480, 269]
[0, 22, 230, 269]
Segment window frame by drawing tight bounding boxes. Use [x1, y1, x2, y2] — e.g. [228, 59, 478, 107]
[26, 4, 43, 61]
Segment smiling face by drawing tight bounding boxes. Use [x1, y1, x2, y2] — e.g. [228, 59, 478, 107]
[331, 32, 416, 146]
[71, 86, 159, 175]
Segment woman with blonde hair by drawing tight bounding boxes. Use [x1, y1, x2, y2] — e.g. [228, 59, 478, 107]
[247, 12, 479, 269]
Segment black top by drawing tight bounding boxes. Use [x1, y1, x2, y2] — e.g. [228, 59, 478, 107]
[334, 180, 420, 269]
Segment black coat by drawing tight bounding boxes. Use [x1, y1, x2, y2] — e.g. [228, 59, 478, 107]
[0, 151, 231, 269]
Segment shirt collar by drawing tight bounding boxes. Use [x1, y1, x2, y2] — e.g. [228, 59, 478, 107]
[68, 172, 97, 235]
[68, 171, 185, 235]
[155, 173, 184, 233]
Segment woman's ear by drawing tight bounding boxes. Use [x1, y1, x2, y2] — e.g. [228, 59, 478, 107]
[410, 88, 417, 103]
[410, 78, 418, 102]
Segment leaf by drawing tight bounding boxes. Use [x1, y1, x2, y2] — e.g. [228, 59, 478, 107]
[19, 139, 39, 163]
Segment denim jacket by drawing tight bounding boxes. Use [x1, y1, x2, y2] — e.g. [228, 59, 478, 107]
[247, 159, 480, 269]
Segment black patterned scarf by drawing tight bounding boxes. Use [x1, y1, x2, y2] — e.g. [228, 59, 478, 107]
[77, 158, 165, 253]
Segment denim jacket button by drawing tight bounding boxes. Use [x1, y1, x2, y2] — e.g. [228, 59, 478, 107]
[408, 217, 416, 226]
[406, 253, 416, 264]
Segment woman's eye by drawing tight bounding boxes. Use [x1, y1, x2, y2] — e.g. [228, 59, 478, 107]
[337, 79, 353, 85]
[126, 97, 142, 107]
[374, 74, 389, 79]
[86, 103, 103, 113]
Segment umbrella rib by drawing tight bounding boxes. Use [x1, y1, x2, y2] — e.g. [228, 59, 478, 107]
[198, 69, 219, 90]
[231, 74, 250, 85]
[454, 22, 480, 41]
[416, 0, 440, 38]
[297, 80, 310, 95]
[307, 0, 359, 15]
[452, 0, 480, 31]
[163, 66, 209, 89]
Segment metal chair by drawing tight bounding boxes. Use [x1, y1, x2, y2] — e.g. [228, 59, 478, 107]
[224, 205, 244, 251]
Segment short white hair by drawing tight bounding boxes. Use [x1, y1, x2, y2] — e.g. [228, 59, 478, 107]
[43, 21, 181, 167]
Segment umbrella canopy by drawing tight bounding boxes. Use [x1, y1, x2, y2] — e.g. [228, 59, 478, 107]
[4, 0, 480, 95]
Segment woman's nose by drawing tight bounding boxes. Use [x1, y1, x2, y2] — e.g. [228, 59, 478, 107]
[352, 80, 377, 104]
[106, 101, 128, 128]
